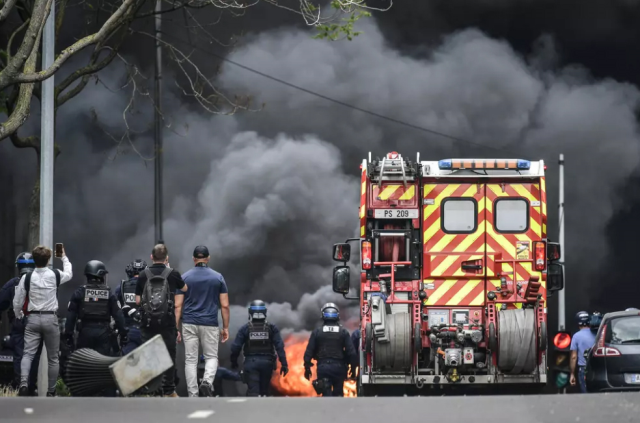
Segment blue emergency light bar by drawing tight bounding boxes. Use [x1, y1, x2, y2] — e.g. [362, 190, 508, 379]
[438, 159, 531, 170]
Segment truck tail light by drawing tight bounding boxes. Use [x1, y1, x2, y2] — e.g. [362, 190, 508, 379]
[534, 241, 546, 271]
[361, 241, 372, 270]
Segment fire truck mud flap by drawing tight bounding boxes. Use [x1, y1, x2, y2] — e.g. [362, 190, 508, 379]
[374, 312, 412, 371]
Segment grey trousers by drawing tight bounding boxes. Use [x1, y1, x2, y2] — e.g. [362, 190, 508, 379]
[21, 313, 60, 393]
[183, 324, 219, 397]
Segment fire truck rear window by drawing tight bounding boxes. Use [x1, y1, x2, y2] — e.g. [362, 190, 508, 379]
[442, 199, 477, 233]
[495, 198, 529, 233]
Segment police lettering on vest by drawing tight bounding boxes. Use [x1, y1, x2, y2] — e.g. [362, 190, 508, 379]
[317, 325, 344, 361]
[80, 284, 111, 322]
[121, 279, 137, 308]
[244, 322, 273, 356]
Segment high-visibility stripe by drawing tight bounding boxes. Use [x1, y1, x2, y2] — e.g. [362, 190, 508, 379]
[378, 185, 400, 200]
[361, 181, 366, 195]
[398, 185, 416, 200]
[359, 205, 365, 219]
[446, 280, 481, 305]
[361, 225, 365, 237]
[424, 280, 458, 305]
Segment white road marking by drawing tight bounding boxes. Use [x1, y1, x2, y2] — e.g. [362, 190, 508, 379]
[227, 399, 247, 403]
[24, 408, 34, 414]
[187, 410, 215, 419]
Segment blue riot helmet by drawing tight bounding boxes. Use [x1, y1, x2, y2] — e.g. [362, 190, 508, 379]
[321, 303, 340, 323]
[248, 300, 267, 322]
[125, 259, 147, 278]
[576, 311, 590, 326]
[15, 252, 35, 275]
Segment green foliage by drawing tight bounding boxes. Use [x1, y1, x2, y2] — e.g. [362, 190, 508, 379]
[55, 378, 71, 397]
[314, 1, 371, 41]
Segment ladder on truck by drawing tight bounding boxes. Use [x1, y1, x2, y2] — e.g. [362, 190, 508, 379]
[367, 151, 421, 194]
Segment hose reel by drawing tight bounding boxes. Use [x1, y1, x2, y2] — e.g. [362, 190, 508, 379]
[497, 308, 537, 374]
[373, 312, 413, 371]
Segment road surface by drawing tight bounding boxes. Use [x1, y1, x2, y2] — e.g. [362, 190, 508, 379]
[2, 393, 639, 423]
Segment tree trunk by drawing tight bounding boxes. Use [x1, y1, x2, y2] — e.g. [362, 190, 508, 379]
[28, 153, 41, 250]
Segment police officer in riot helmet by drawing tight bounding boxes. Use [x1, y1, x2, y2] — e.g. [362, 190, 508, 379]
[65, 261, 128, 361]
[303, 303, 357, 397]
[0, 252, 42, 394]
[230, 300, 288, 397]
[115, 259, 147, 355]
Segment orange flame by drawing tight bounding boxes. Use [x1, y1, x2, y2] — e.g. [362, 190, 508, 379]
[272, 333, 357, 397]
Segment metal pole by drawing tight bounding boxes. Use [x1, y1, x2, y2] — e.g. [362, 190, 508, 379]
[154, 0, 163, 243]
[38, 0, 55, 396]
[558, 153, 565, 332]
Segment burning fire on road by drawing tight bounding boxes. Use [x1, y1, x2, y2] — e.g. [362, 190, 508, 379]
[272, 333, 357, 397]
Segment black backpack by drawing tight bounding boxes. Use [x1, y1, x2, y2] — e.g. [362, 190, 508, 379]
[22, 269, 61, 314]
[140, 267, 172, 327]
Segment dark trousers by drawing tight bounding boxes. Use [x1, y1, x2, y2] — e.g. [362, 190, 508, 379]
[142, 325, 177, 395]
[77, 324, 112, 356]
[10, 322, 42, 393]
[77, 324, 116, 397]
[317, 360, 347, 397]
[122, 327, 142, 355]
[244, 356, 274, 397]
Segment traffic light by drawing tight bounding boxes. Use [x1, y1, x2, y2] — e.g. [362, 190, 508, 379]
[552, 331, 572, 389]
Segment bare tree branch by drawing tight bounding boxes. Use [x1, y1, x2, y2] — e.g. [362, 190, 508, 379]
[0, 0, 18, 22]
[5, 0, 137, 87]
[7, 18, 30, 61]
[0, 4, 44, 141]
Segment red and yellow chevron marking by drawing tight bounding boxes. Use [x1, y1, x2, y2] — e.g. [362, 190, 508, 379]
[540, 177, 547, 239]
[360, 167, 367, 237]
[422, 183, 487, 306]
[371, 184, 417, 201]
[485, 183, 545, 307]
[424, 279, 486, 306]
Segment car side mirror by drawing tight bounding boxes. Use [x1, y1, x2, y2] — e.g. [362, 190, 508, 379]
[332, 266, 350, 294]
[547, 263, 564, 291]
[547, 242, 561, 262]
[332, 243, 351, 262]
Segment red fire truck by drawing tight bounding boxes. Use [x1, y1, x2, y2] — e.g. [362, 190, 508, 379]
[332, 152, 564, 396]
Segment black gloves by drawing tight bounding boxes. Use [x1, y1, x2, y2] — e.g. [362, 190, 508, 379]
[280, 366, 289, 377]
[120, 331, 129, 345]
[304, 366, 312, 381]
[65, 333, 75, 351]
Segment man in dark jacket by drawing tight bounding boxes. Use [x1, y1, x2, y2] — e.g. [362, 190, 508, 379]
[0, 253, 41, 394]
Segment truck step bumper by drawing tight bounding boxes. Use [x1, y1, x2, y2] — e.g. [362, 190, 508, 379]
[361, 374, 546, 385]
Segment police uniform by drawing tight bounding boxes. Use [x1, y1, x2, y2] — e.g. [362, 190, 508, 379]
[303, 303, 357, 397]
[0, 275, 42, 393]
[115, 277, 142, 355]
[65, 261, 128, 357]
[230, 300, 288, 397]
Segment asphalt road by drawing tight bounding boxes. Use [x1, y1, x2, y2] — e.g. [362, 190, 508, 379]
[2, 393, 639, 423]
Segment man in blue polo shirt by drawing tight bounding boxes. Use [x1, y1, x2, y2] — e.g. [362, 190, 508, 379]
[570, 311, 596, 393]
[179, 245, 230, 397]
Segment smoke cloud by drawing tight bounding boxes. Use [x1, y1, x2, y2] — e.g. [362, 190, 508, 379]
[6, 16, 640, 332]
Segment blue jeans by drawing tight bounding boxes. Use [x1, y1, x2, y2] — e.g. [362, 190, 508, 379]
[578, 366, 587, 393]
[317, 360, 347, 397]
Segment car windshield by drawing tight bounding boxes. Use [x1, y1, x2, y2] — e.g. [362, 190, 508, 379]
[609, 316, 640, 345]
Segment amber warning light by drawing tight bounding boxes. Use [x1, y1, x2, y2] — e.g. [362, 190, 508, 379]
[553, 332, 572, 349]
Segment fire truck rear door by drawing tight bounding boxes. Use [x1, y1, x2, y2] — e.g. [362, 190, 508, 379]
[485, 182, 544, 309]
[422, 182, 487, 309]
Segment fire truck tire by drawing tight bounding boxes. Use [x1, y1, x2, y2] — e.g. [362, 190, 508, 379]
[374, 313, 412, 371]
[365, 323, 373, 354]
[539, 321, 547, 351]
[489, 322, 497, 352]
[497, 309, 537, 375]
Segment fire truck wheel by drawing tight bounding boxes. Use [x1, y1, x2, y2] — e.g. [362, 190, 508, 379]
[365, 323, 373, 354]
[489, 322, 497, 352]
[539, 321, 547, 351]
[414, 323, 422, 353]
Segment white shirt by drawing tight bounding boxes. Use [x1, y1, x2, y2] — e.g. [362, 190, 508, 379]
[13, 256, 73, 317]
